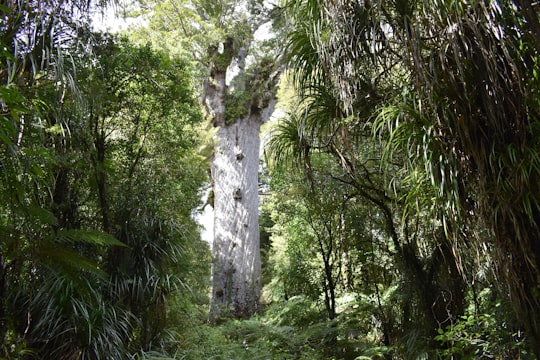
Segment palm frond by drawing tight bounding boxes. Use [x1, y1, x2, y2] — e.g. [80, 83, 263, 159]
[267, 112, 311, 169]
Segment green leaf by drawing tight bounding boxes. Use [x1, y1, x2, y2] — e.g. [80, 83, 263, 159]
[0, 84, 25, 106]
[56, 229, 127, 247]
[0, 127, 14, 146]
[37, 241, 107, 279]
[27, 205, 58, 226]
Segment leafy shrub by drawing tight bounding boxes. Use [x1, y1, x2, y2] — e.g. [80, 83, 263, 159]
[435, 306, 531, 358]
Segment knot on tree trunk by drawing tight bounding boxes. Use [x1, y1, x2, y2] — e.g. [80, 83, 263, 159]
[233, 188, 242, 200]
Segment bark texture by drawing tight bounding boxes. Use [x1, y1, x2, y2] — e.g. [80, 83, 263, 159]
[205, 31, 280, 320]
[210, 115, 262, 318]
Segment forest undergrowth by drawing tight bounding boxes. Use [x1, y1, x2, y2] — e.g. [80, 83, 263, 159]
[159, 289, 529, 360]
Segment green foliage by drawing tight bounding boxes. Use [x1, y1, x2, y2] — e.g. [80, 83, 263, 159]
[4, 0, 540, 358]
[434, 285, 532, 359]
[435, 314, 529, 359]
[0, 8, 208, 356]
[152, 294, 391, 360]
[266, 295, 322, 327]
[267, 0, 540, 356]
[432, 286, 530, 358]
[27, 272, 134, 359]
[223, 55, 281, 124]
[225, 88, 250, 123]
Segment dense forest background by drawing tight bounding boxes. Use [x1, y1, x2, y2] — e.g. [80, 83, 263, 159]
[1, 0, 540, 359]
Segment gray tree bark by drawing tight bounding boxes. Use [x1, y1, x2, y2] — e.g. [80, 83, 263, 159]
[210, 114, 262, 318]
[205, 36, 279, 319]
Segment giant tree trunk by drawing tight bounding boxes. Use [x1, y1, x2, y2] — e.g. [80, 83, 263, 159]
[205, 35, 279, 320]
[210, 114, 262, 319]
